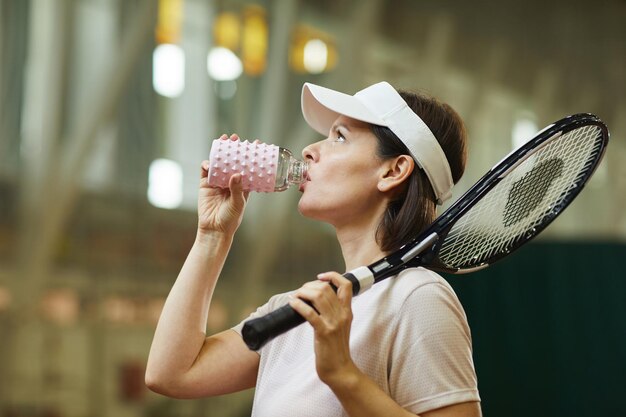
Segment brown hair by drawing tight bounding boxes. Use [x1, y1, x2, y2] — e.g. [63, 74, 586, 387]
[372, 91, 468, 253]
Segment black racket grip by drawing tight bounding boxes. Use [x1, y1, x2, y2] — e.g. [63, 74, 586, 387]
[241, 274, 362, 351]
[242, 303, 305, 350]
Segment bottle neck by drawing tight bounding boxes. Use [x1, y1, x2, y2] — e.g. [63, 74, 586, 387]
[288, 158, 308, 185]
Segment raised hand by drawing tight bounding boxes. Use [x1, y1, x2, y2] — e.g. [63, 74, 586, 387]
[198, 134, 250, 236]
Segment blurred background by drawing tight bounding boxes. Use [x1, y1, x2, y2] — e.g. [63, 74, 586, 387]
[0, 0, 625, 416]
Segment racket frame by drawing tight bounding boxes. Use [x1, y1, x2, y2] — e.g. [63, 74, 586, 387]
[366, 113, 609, 280]
[241, 113, 609, 350]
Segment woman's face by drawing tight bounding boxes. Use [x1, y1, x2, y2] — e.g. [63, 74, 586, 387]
[297, 116, 388, 227]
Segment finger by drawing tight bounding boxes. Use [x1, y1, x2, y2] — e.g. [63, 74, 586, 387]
[200, 161, 212, 189]
[225, 168, 249, 201]
[219, 133, 228, 140]
[294, 282, 339, 317]
[318, 272, 353, 306]
[299, 279, 337, 297]
[229, 172, 242, 190]
[229, 133, 240, 141]
[228, 173, 247, 208]
[289, 298, 322, 328]
[200, 160, 210, 178]
[294, 284, 332, 308]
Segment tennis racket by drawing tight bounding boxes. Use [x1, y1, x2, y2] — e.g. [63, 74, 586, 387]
[242, 113, 609, 350]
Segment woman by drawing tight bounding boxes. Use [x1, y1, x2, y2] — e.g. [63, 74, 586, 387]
[146, 82, 481, 417]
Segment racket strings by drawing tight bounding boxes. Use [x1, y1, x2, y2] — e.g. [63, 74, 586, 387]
[439, 125, 604, 270]
[503, 157, 565, 227]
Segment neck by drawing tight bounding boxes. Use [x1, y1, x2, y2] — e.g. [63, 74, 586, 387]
[335, 213, 387, 272]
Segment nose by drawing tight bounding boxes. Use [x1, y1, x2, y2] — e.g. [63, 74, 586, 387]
[302, 140, 320, 163]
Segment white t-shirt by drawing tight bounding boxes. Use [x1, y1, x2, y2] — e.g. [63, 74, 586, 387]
[232, 267, 480, 416]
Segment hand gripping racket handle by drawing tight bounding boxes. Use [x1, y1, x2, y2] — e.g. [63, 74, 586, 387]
[241, 267, 375, 350]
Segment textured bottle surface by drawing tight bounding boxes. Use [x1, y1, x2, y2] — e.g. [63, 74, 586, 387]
[207, 138, 307, 192]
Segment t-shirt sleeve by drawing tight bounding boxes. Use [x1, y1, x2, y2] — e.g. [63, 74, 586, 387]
[388, 278, 480, 414]
[231, 292, 293, 336]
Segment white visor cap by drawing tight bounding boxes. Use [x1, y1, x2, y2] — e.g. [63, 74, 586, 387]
[301, 81, 454, 204]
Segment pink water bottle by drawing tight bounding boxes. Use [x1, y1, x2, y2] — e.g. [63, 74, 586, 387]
[207, 138, 308, 192]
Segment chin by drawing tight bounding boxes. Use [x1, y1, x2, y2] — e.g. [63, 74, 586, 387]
[296, 198, 314, 218]
[297, 197, 331, 222]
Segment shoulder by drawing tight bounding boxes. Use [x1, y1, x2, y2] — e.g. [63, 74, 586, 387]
[387, 267, 461, 307]
[355, 267, 469, 344]
[384, 270, 480, 414]
[395, 267, 449, 288]
[386, 267, 470, 339]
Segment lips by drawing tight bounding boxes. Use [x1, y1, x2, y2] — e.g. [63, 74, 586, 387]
[299, 173, 311, 192]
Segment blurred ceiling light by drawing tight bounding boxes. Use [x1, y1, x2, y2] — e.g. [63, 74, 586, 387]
[290, 26, 337, 74]
[156, 0, 183, 44]
[148, 158, 183, 209]
[207, 46, 243, 81]
[241, 5, 268, 76]
[512, 116, 538, 150]
[153, 43, 186, 98]
[214, 11, 241, 51]
[303, 39, 328, 74]
[40, 289, 79, 325]
[103, 296, 137, 324]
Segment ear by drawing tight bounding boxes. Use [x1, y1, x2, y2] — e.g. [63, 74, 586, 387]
[378, 155, 415, 193]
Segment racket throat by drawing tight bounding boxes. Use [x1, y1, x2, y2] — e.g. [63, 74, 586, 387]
[400, 232, 439, 263]
[344, 232, 441, 295]
[343, 266, 375, 295]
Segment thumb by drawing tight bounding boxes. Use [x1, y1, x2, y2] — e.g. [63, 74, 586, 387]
[229, 173, 247, 208]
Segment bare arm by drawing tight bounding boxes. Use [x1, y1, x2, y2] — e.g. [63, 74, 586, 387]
[145, 135, 259, 398]
[145, 233, 259, 398]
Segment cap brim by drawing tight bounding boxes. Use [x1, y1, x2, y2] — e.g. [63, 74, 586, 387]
[301, 83, 387, 136]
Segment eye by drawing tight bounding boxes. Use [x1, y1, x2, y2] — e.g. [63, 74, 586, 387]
[334, 130, 347, 143]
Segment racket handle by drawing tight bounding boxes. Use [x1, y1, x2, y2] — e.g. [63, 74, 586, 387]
[241, 267, 375, 350]
[242, 303, 305, 350]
